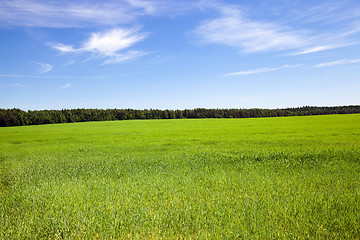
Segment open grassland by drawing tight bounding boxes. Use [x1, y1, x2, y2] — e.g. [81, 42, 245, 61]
[1, 114, 360, 239]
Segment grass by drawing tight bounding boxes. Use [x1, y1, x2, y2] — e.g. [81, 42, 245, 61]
[0, 114, 360, 239]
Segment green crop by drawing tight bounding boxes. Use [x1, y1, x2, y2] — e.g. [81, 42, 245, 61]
[1, 114, 359, 239]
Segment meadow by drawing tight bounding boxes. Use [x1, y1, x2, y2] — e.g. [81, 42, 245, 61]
[0, 114, 359, 239]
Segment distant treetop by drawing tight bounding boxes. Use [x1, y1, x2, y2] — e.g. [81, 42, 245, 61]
[1, 106, 359, 127]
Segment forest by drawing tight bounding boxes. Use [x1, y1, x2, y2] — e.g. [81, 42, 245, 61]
[0, 105, 359, 127]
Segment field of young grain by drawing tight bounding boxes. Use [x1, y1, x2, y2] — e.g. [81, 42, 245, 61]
[0, 114, 359, 239]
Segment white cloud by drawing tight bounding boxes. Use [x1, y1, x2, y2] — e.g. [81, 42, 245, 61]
[125, 0, 157, 15]
[59, 83, 73, 89]
[193, 6, 306, 53]
[52, 28, 148, 64]
[0, 82, 27, 88]
[9, 83, 27, 87]
[223, 58, 360, 77]
[0, 74, 98, 79]
[2, 0, 359, 58]
[82, 28, 146, 54]
[0, 0, 142, 27]
[289, 2, 360, 26]
[224, 64, 301, 77]
[313, 59, 360, 68]
[292, 44, 351, 55]
[102, 50, 150, 64]
[52, 44, 79, 53]
[0, 0, 198, 28]
[224, 67, 280, 76]
[35, 62, 53, 74]
[193, 1, 360, 55]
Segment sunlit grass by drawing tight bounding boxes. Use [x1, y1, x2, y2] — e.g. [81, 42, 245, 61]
[1, 114, 360, 239]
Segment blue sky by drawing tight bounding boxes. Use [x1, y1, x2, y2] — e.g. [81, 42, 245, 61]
[1, 0, 360, 110]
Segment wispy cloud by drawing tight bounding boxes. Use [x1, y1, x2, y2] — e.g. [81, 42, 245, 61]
[35, 62, 53, 74]
[59, 83, 73, 89]
[224, 65, 301, 77]
[288, 1, 360, 26]
[193, 5, 306, 53]
[0, 0, 198, 28]
[102, 50, 150, 64]
[292, 44, 354, 55]
[0, 0, 143, 28]
[9, 82, 27, 87]
[52, 44, 79, 53]
[0, 82, 27, 88]
[224, 58, 360, 77]
[282, 1, 360, 54]
[313, 59, 360, 68]
[193, 1, 360, 55]
[52, 27, 148, 64]
[0, 74, 100, 79]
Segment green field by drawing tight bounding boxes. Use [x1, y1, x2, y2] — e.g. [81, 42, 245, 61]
[1, 114, 360, 239]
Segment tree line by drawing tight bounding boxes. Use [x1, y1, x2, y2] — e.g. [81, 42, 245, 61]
[0, 105, 359, 127]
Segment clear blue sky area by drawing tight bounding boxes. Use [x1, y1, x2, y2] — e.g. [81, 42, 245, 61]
[1, 0, 359, 110]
